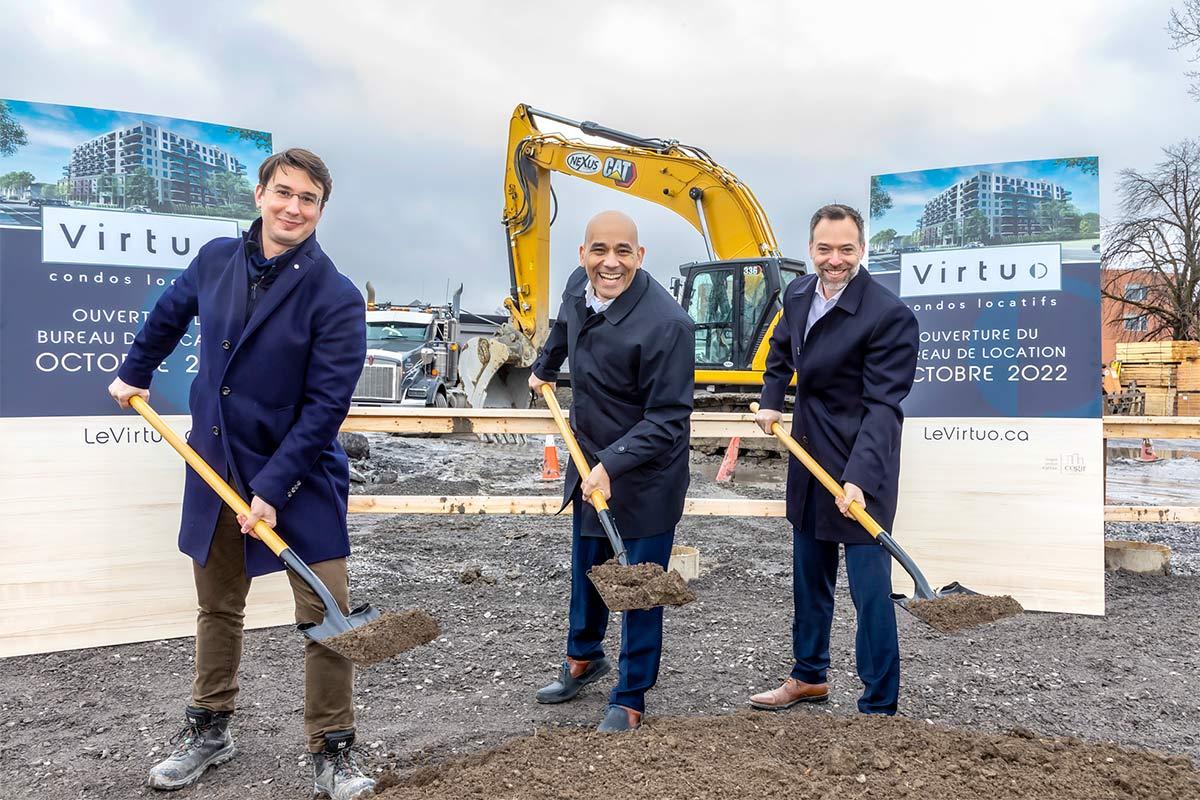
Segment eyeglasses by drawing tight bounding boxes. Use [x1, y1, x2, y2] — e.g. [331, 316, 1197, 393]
[266, 185, 322, 209]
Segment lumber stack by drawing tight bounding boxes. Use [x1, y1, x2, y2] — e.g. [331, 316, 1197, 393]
[1115, 340, 1200, 415]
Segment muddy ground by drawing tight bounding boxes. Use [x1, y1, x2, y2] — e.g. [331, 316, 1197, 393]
[1, 434, 1198, 799]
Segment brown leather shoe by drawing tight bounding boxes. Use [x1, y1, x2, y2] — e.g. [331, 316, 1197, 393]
[749, 678, 829, 710]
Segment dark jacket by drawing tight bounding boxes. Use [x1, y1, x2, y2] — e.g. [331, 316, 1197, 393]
[532, 267, 695, 539]
[118, 221, 366, 577]
[760, 269, 918, 545]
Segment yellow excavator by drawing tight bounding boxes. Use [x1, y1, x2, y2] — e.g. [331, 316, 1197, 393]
[458, 104, 807, 409]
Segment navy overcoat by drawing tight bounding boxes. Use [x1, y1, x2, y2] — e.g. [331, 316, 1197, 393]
[759, 269, 918, 545]
[118, 222, 366, 577]
[532, 267, 695, 539]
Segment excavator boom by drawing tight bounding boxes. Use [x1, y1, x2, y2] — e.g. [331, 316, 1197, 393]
[458, 104, 803, 409]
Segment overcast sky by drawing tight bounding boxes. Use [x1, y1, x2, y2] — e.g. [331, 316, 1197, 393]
[5, 0, 1199, 311]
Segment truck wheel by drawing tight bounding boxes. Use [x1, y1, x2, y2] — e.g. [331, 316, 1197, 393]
[434, 392, 449, 408]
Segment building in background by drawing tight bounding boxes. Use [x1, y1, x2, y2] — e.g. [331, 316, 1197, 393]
[1101, 268, 1171, 364]
[917, 171, 1072, 246]
[65, 122, 247, 209]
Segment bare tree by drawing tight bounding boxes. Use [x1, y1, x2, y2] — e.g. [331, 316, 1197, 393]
[1169, 1, 1200, 99]
[1103, 139, 1200, 340]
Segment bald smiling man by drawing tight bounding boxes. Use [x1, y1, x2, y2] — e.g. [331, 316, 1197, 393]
[528, 211, 696, 733]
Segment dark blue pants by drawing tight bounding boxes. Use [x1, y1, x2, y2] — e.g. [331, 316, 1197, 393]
[790, 489, 900, 715]
[565, 498, 675, 714]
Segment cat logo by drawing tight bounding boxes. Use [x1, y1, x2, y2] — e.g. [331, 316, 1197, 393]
[602, 156, 637, 188]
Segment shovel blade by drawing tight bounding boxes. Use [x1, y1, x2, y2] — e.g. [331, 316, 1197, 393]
[298, 603, 381, 643]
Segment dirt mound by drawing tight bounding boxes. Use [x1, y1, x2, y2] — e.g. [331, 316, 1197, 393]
[587, 559, 696, 611]
[375, 711, 1199, 800]
[906, 593, 1024, 633]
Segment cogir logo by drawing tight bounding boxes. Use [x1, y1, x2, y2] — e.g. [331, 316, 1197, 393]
[565, 152, 601, 175]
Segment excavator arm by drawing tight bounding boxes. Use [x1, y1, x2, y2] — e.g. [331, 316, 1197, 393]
[458, 104, 801, 408]
[501, 104, 781, 345]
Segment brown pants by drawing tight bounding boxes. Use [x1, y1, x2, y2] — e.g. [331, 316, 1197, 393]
[191, 505, 354, 752]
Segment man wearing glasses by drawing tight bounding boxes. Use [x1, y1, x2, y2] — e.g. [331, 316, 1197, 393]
[108, 149, 374, 799]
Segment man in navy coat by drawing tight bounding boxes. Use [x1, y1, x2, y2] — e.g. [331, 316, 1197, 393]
[528, 210, 695, 733]
[108, 149, 374, 799]
[749, 204, 918, 716]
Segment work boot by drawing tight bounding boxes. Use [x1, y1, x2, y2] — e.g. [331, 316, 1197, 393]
[312, 730, 375, 800]
[535, 656, 612, 704]
[749, 677, 829, 710]
[596, 704, 642, 733]
[146, 706, 236, 791]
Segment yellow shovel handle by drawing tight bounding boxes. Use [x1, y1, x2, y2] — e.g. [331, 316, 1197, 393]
[750, 402, 884, 537]
[129, 395, 290, 557]
[539, 384, 610, 512]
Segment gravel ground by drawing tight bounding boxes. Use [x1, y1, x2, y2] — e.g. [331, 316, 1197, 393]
[0, 433, 1196, 799]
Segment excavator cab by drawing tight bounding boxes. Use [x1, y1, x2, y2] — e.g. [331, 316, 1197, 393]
[676, 257, 806, 384]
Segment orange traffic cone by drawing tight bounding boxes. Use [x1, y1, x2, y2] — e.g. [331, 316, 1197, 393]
[540, 435, 562, 480]
[715, 436, 740, 482]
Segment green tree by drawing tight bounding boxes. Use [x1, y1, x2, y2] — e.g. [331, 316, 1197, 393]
[224, 127, 273, 153]
[1037, 198, 1082, 235]
[124, 167, 158, 207]
[207, 170, 253, 207]
[939, 219, 960, 246]
[3, 170, 35, 196]
[870, 176, 893, 219]
[963, 209, 988, 243]
[41, 183, 61, 200]
[97, 174, 118, 204]
[1053, 157, 1099, 176]
[869, 227, 898, 250]
[1079, 212, 1100, 237]
[0, 101, 28, 158]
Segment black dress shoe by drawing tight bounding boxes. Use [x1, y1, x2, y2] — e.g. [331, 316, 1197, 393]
[596, 704, 641, 733]
[535, 657, 612, 704]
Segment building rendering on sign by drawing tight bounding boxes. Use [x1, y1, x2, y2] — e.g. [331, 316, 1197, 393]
[65, 122, 247, 208]
[917, 171, 1072, 245]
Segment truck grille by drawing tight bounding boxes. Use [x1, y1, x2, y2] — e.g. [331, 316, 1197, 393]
[355, 364, 397, 401]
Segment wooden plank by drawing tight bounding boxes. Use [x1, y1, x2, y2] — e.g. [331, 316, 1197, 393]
[1143, 388, 1178, 416]
[1117, 340, 1200, 362]
[350, 496, 1199, 524]
[1175, 360, 1200, 391]
[344, 411, 1200, 441]
[1120, 364, 1176, 387]
[1177, 394, 1200, 417]
[1103, 416, 1200, 438]
[1104, 506, 1200, 522]
[0, 417, 294, 659]
[343, 407, 776, 438]
[347, 409, 1200, 441]
[349, 495, 787, 517]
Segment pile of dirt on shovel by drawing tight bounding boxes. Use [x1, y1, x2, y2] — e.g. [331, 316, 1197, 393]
[906, 593, 1024, 633]
[374, 711, 1199, 800]
[587, 559, 696, 611]
[319, 609, 440, 666]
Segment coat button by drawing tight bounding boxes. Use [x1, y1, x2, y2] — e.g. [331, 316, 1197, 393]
[800, 435, 809, 445]
[617, 445, 626, 452]
[221, 386, 231, 396]
[211, 426, 220, 436]
[221, 340, 231, 350]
